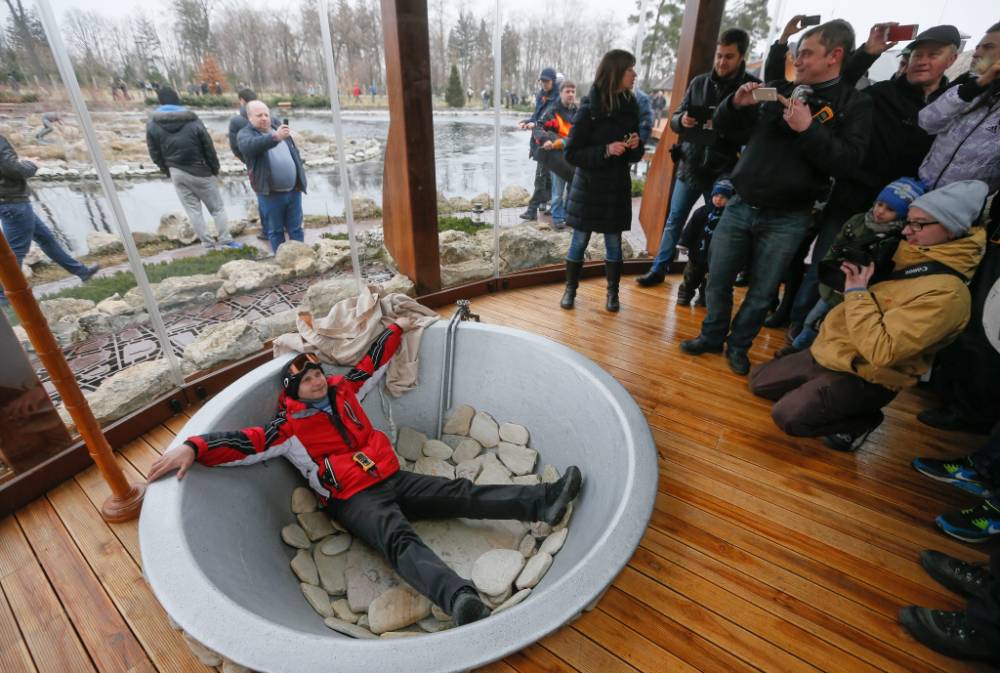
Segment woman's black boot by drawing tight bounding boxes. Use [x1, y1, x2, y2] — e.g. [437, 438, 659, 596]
[605, 260, 622, 312]
[560, 260, 584, 309]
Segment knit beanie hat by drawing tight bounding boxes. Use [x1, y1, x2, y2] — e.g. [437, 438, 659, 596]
[280, 355, 323, 400]
[157, 87, 181, 106]
[711, 178, 735, 199]
[908, 180, 989, 238]
[876, 177, 926, 220]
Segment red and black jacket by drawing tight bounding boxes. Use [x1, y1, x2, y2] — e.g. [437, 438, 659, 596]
[184, 324, 403, 501]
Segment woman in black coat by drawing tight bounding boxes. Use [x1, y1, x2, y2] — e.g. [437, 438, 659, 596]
[560, 49, 644, 312]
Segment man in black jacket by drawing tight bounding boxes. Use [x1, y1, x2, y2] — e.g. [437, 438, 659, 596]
[146, 87, 236, 249]
[681, 19, 873, 375]
[0, 134, 98, 301]
[518, 67, 557, 221]
[228, 88, 257, 164]
[532, 80, 578, 230]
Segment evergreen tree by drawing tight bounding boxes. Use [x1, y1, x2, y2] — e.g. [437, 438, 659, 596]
[445, 63, 464, 108]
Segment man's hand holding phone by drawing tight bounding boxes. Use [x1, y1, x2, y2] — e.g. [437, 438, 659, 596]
[733, 82, 765, 108]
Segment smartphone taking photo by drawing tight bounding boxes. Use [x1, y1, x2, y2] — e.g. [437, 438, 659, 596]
[282, 118, 289, 126]
[752, 87, 779, 103]
[801, 15, 821, 27]
[886, 24, 918, 41]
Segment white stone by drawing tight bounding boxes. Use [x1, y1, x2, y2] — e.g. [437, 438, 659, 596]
[298, 511, 335, 541]
[331, 598, 359, 623]
[513, 474, 541, 486]
[452, 438, 482, 464]
[95, 293, 135, 317]
[345, 542, 403, 612]
[85, 359, 175, 425]
[395, 426, 427, 462]
[455, 459, 481, 482]
[301, 583, 334, 618]
[302, 277, 360, 316]
[291, 549, 319, 585]
[378, 273, 416, 297]
[540, 464, 560, 484]
[475, 462, 512, 486]
[530, 521, 552, 537]
[492, 588, 531, 614]
[471, 549, 525, 596]
[314, 545, 348, 596]
[319, 533, 352, 556]
[157, 212, 198, 244]
[469, 411, 500, 448]
[253, 309, 300, 339]
[443, 405, 475, 435]
[291, 486, 318, 513]
[515, 552, 553, 589]
[221, 659, 250, 673]
[421, 439, 453, 460]
[125, 274, 224, 311]
[518, 533, 536, 558]
[482, 585, 512, 608]
[351, 195, 380, 219]
[441, 259, 493, 287]
[216, 260, 292, 297]
[86, 231, 123, 254]
[313, 238, 352, 274]
[281, 524, 311, 549]
[498, 225, 564, 273]
[498, 443, 538, 476]
[413, 456, 455, 479]
[499, 422, 529, 446]
[418, 616, 452, 633]
[183, 320, 263, 371]
[324, 617, 378, 639]
[39, 297, 95, 323]
[539, 527, 568, 555]
[182, 633, 223, 666]
[555, 503, 574, 531]
[367, 587, 431, 634]
[412, 519, 525, 580]
[274, 240, 318, 276]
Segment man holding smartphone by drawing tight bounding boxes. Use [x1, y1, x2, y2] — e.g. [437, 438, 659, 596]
[681, 19, 873, 375]
[636, 28, 758, 287]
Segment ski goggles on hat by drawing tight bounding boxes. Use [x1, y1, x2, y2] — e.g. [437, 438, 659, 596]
[288, 352, 322, 376]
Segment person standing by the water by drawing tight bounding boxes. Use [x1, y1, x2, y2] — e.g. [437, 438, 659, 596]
[146, 87, 237, 250]
[228, 89, 270, 243]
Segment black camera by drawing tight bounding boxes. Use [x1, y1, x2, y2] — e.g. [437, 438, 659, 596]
[818, 227, 904, 292]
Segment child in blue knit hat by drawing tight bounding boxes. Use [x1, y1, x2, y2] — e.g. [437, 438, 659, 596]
[775, 177, 926, 357]
[675, 178, 735, 306]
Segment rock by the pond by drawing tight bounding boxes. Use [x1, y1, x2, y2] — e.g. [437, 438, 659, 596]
[476, 462, 513, 486]
[314, 545, 348, 596]
[418, 616, 452, 633]
[539, 527, 568, 555]
[471, 549, 526, 596]
[319, 533, 352, 556]
[86, 230, 123, 254]
[469, 411, 500, 448]
[158, 212, 197, 244]
[455, 459, 481, 482]
[378, 273, 416, 298]
[332, 598, 359, 623]
[183, 320, 263, 371]
[515, 552, 553, 589]
[518, 533, 536, 558]
[216, 260, 292, 297]
[501, 185, 531, 208]
[492, 588, 532, 614]
[39, 297, 95, 323]
[324, 617, 378, 639]
[274, 240, 318, 277]
[367, 587, 431, 634]
[124, 274, 223, 312]
[313, 238, 352, 274]
[540, 464, 560, 484]
[252, 308, 300, 339]
[85, 359, 175, 425]
[452, 438, 482, 464]
[298, 511, 335, 541]
[302, 276, 359, 316]
[345, 542, 402, 612]
[499, 422, 529, 446]
[182, 633, 223, 666]
[421, 439, 453, 460]
[443, 405, 475, 435]
[291, 549, 320, 586]
[413, 456, 455, 479]
[300, 583, 334, 618]
[395, 426, 427, 462]
[281, 524, 311, 549]
[513, 474, 541, 486]
[291, 486, 318, 514]
[498, 443, 538, 476]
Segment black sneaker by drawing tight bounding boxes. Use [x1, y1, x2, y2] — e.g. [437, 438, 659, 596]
[78, 263, 100, 282]
[451, 588, 490, 626]
[518, 210, 538, 221]
[542, 465, 582, 525]
[680, 337, 723, 356]
[821, 428, 873, 452]
[676, 285, 694, 306]
[899, 607, 998, 664]
[636, 271, 665, 287]
[936, 500, 1000, 543]
[725, 347, 750, 376]
[917, 407, 994, 434]
[919, 550, 992, 599]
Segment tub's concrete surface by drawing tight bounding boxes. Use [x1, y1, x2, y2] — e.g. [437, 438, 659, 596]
[140, 321, 657, 673]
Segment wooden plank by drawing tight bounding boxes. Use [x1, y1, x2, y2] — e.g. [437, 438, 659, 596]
[0, 586, 37, 673]
[0, 516, 36, 581]
[539, 625, 641, 673]
[74, 460, 143, 566]
[503, 643, 580, 673]
[571, 606, 700, 673]
[16, 497, 156, 673]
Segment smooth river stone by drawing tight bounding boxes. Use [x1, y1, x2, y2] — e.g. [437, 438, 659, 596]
[455, 459, 481, 481]
[324, 617, 378, 639]
[319, 533, 352, 556]
[540, 464, 560, 484]
[492, 588, 531, 614]
[291, 486, 318, 513]
[518, 533, 536, 558]
[513, 474, 541, 486]
[396, 426, 427, 461]
[298, 511, 335, 541]
[344, 542, 403, 612]
[331, 598, 359, 623]
[440, 434, 466, 449]
[452, 438, 483, 463]
[482, 585, 512, 608]
[539, 527, 568, 555]
[554, 503, 574, 531]
[413, 456, 455, 479]
[469, 411, 500, 448]
[498, 422, 529, 446]
[291, 549, 319, 585]
[313, 545, 348, 595]
[498, 443, 538, 476]
[418, 615, 453, 632]
[442, 404, 475, 435]
[380, 630, 424, 639]
[412, 518, 525, 580]
[515, 552, 553, 589]
[476, 462, 512, 485]
[182, 633, 223, 666]
[471, 549, 526, 596]
[422, 439, 454, 460]
[300, 583, 334, 618]
[281, 524, 311, 549]
[367, 587, 431, 634]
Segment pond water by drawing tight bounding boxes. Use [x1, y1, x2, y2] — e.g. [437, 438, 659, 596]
[31, 111, 539, 255]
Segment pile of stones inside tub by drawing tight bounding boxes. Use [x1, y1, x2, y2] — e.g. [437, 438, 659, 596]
[288, 405, 574, 639]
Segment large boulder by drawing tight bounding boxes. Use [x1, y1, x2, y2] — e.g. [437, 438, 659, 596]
[350, 196, 380, 220]
[39, 297, 95, 325]
[314, 238, 353, 274]
[470, 193, 493, 209]
[501, 185, 531, 208]
[86, 231, 123, 255]
[125, 274, 223, 311]
[252, 309, 300, 340]
[499, 225, 563, 272]
[378, 273, 415, 298]
[439, 230, 486, 265]
[586, 233, 637, 261]
[303, 277, 360, 316]
[447, 196, 473, 212]
[23, 244, 48, 267]
[441, 260, 493, 287]
[131, 231, 162, 245]
[157, 212, 198, 245]
[274, 240, 318, 277]
[183, 320, 264, 371]
[86, 359, 175, 425]
[216, 260, 292, 298]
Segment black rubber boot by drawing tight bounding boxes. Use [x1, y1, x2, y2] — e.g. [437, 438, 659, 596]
[605, 261, 622, 312]
[560, 260, 583, 310]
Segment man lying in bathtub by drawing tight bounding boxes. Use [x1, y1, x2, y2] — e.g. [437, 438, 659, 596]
[147, 321, 583, 627]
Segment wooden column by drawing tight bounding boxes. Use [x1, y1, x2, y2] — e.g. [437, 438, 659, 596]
[638, 0, 726, 255]
[380, 0, 441, 294]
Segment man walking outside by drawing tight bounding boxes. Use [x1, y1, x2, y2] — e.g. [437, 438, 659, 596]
[518, 67, 558, 221]
[637, 28, 759, 287]
[238, 101, 307, 253]
[681, 20, 872, 375]
[146, 87, 237, 250]
[228, 88, 270, 242]
[532, 80, 577, 230]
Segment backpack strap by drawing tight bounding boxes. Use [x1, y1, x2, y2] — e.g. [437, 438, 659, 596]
[887, 260, 967, 283]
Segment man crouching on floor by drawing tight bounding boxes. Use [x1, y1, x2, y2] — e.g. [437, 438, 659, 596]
[147, 321, 583, 626]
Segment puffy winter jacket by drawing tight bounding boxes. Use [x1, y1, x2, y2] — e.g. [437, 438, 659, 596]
[0, 135, 36, 204]
[184, 325, 403, 502]
[145, 106, 220, 178]
[237, 122, 308, 196]
[811, 228, 986, 390]
[919, 80, 1000, 191]
[228, 107, 249, 163]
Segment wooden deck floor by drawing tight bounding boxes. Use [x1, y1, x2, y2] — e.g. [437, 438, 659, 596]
[1, 276, 995, 673]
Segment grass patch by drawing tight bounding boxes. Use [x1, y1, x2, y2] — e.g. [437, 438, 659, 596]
[321, 232, 349, 240]
[631, 177, 645, 197]
[438, 216, 491, 235]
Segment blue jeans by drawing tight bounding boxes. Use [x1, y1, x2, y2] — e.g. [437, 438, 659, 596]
[0, 201, 88, 275]
[550, 171, 568, 223]
[791, 297, 833, 350]
[566, 230, 622, 263]
[700, 196, 811, 351]
[789, 208, 846, 324]
[258, 191, 304, 253]
[650, 177, 709, 274]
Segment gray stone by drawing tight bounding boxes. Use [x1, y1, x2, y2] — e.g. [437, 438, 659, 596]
[492, 588, 531, 614]
[125, 274, 224, 312]
[281, 524, 311, 549]
[539, 527, 568, 555]
[499, 422, 529, 446]
[440, 259, 493, 287]
[39, 297, 95, 323]
[395, 426, 427, 461]
[298, 511, 335, 541]
[253, 309, 301, 340]
[452, 438, 482, 464]
[540, 464, 560, 484]
[345, 542, 402, 612]
[530, 521, 552, 537]
[412, 519, 525, 580]
[469, 411, 500, 448]
[518, 533, 536, 558]
[77, 310, 111, 337]
[183, 320, 263, 371]
[443, 404, 475, 435]
[301, 276, 360, 316]
[455, 459, 481, 482]
[291, 487, 318, 514]
[274, 240, 318, 277]
[439, 234, 484, 265]
[314, 545, 348, 596]
[319, 533, 352, 556]
[515, 552, 553, 589]
[476, 462, 512, 486]
[291, 549, 319, 585]
[85, 359, 175, 425]
[512, 474, 541, 486]
[367, 587, 431, 634]
[313, 238, 352, 274]
[417, 616, 452, 633]
[471, 549, 525, 596]
[356, 614, 370, 629]
[501, 185, 531, 208]
[378, 273, 415, 297]
[439, 434, 466, 449]
[498, 443, 538, 476]
[217, 260, 292, 298]
[157, 212, 197, 244]
[413, 457, 455, 480]
[331, 598, 359, 623]
[324, 617, 378, 639]
[86, 231, 123, 254]
[421, 439, 453, 460]
[498, 225, 563, 273]
[300, 583, 334, 618]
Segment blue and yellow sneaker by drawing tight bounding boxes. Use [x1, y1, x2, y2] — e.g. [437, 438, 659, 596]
[912, 456, 993, 498]
[936, 500, 1000, 543]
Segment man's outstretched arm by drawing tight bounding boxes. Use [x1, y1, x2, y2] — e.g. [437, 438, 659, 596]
[343, 323, 404, 396]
